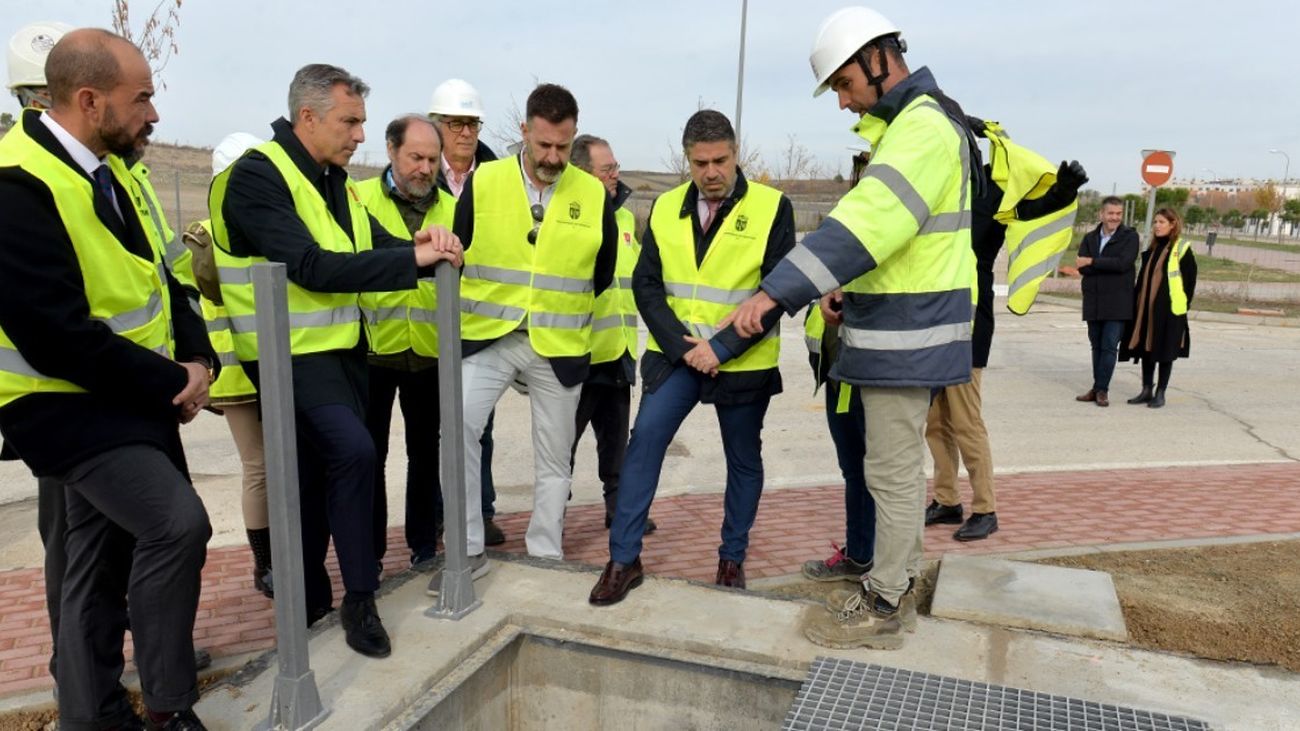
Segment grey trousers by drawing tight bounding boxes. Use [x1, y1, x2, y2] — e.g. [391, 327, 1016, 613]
[54, 444, 211, 730]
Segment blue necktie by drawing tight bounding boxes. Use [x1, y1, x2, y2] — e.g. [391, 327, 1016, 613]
[92, 164, 122, 221]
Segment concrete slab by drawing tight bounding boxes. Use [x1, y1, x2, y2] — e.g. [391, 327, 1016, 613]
[190, 558, 1300, 731]
[930, 554, 1128, 642]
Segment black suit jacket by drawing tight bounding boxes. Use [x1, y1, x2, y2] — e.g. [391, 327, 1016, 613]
[0, 109, 214, 476]
[1077, 223, 1138, 322]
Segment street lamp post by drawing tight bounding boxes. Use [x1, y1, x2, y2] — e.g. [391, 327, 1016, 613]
[1269, 149, 1290, 243]
[735, 0, 748, 142]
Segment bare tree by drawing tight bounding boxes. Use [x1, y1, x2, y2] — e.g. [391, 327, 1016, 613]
[660, 138, 690, 182]
[485, 93, 525, 155]
[774, 134, 815, 181]
[111, 0, 182, 87]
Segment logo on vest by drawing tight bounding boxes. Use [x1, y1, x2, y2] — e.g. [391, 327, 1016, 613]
[568, 201, 581, 220]
[734, 214, 749, 232]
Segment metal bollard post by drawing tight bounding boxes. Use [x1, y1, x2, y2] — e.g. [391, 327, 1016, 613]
[253, 263, 329, 731]
[426, 259, 482, 619]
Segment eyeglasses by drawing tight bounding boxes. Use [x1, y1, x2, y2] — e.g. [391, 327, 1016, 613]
[443, 118, 483, 134]
[527, 203, 544, 245]
[596, 162, 620, 176]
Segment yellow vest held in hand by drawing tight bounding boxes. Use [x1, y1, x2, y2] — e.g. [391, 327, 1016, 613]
[460, 158, 606, 357]
[0, 122, 174, 407]
[645, 181, 782, 373]
[590, 206, 641, 364]
[210, 141, 373, 361]
[356, 176, 456, 357]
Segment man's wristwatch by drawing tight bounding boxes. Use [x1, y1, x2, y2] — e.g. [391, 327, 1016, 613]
[192, 356, 216, 385]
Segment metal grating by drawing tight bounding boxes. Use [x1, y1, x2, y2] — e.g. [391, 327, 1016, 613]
[783, 657, 1213, 731]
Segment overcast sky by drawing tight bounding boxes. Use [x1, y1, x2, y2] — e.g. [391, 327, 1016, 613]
[6, 1, 1299, 194]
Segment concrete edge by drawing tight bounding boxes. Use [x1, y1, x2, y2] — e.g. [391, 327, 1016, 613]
[1035, 294, 1300, 327]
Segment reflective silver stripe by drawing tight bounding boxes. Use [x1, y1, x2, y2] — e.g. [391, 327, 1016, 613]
[227, 314, 258, 334]
[688, 321, 780, 340]
[151, 343, 170, 357]
[1168, 269, 1182, 279]
[94, 292, 162, 332]
[662, 281, 755, 306]
[530, 311, 592, 330]
[408, 307, 438, 324]
[1008, 211, 1077, 263]
[591, 314, 624, 332]
[862, 164, 929, 228]
[205, 314, 231, 334]
[463, 264, 531, 286]
[623, 314, 638, 328]
[218, 351, 241, 368]
[218, 266, 253, 285]
[617, 276, 633, 289]
[138, 186, 186, 267]
[460, 298, 526, 322]
[532, 272, 593, 293]
[663, 283, 694, 299]
[1007, 256, 1064, 301]
[287, 306, 359, 329]
[841, 321, 971, 351]
[0, 346, 45, 378]
[361, 305, 406, 325]
[918, 210, 971, 236]
[786, 245, 840, 294]
[805, 336, 821, 355]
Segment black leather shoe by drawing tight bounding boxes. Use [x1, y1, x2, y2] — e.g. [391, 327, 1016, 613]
[589, 559, 644, 606]
[924, 500, 963, 526]
[1127, 386, 1154, 404]
[339, 596, 391, 658]
[194, 647, 211, 672]
[954, 512, 999, 542]
[483, 518, 506, 546]
[1148, 389, 1166, 408]
[253, 567, 274, 599]
[715, 559, 746, 589]
[144, 709, 208, 730]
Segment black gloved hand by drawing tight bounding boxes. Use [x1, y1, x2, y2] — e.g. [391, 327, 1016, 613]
[1057, 160, 1089, 193]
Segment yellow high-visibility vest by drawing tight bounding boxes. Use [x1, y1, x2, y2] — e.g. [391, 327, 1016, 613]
[1166, 235, 1193, 315]
[178, 220, 256, 402]
[0, 120, 174, 407]
[645, 180, 783, 372]
[590, 206, 640, 364]
[129, 159, 196, 290]
[210, 141, 373, 361]
[460, 158, 606, 357]
[356, 176, 455, 357]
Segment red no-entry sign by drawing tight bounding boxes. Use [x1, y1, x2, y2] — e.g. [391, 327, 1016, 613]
[1141, 151, 1174, 187]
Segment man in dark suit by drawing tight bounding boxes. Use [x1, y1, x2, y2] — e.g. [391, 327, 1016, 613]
[1075, 196, 1138, 407]
[0, 29, 215, 730]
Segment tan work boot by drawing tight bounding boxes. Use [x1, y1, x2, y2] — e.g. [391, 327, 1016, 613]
[803, 589, 906, 650]
[824, 583, 917, 632]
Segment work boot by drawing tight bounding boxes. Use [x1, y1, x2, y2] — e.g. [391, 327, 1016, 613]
[803, 588, 907, 650]
[1075, 388, 1096, 402]
[483, 518, 506, 546]
[801, 542, 872, 583]
[1148, 389, 1166, 409]
[825, 579, 917, 633]
[247, 528, 274, 599]
[339, 595, 391, 658]
[1127, 386, 1154, 404]
[924, 500, 963, 526]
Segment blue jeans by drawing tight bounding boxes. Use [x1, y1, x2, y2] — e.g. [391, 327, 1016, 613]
[1087, 320, 1125, 392]
[824, 382, 875, 564]
[610, 365, 770, 564]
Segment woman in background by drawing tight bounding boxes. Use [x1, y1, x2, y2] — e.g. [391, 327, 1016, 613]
[1120, 207, 1197, 409]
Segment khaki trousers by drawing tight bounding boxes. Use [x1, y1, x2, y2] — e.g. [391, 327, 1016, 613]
[860, 386, 931, 605]
[224, 402, 268, 530]
[925, 368, 996, 514]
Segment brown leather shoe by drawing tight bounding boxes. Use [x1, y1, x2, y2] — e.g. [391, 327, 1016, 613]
[715, 559, 746, 589]
[1075, 389, 1096, 402]
[1095, 390, 1109, 407]
[589, 559, 643, 606]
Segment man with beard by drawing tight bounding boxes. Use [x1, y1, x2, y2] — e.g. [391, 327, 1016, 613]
[213, 65, 462, 659]
[0, 28, 215, 730]
[431, 83, 616, 584]
[357, 114, 456, 571]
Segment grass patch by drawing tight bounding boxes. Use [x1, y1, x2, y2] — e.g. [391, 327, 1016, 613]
[1188, 234, 1300, 255]
[1044, 289, 1293, 317]
[1057, 248, 1300, 283]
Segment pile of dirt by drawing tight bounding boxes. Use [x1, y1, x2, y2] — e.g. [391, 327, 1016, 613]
[1040, 540, 1300, 672]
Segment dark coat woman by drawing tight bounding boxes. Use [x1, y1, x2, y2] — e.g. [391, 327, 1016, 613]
[1120, 207, 1197, 408]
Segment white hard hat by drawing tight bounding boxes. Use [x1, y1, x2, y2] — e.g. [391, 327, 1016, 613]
[212, 132, 264, 178]
[809, 7, 902, 97]
[7, 21, 73, 90]
[427, 78, 484, 118]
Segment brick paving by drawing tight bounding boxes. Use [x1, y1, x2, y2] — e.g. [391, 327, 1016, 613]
[1, 461, 1297, 698]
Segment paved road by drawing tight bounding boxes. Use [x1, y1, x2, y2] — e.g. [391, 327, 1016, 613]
[1, 299, 1297, 570]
